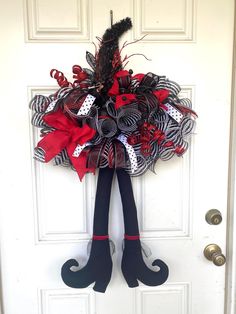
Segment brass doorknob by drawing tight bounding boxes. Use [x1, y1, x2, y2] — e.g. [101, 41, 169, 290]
[205, 209, 222, 225]
[204, 244, 226, 266]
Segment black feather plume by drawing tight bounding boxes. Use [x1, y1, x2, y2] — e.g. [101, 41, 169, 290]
[96, 17, 132, 93]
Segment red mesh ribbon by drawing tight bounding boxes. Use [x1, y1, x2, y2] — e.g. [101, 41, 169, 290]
[108, 70, 131, 96]
[153, 89, 169, 103]
[37, 110, 96, 180]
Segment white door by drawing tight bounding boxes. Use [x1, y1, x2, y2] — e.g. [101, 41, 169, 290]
[0, 0, 234, 313]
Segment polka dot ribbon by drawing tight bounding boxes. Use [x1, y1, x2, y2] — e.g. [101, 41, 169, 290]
[45, 99, 58, 113]
[72, 143, 89, 157]
[165, 103, 183, 123]
[77, 94, 96, 116]
[117, 134, 138, 173]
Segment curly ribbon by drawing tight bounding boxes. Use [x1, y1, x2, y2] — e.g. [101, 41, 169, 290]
[117, 134, 138, 173]
[72, 65, 90, 88]
[50, 69, 71, 87]
[127, 122, 166, 157]
[36, 110, 96, 180]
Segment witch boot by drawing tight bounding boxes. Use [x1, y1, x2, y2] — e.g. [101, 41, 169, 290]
[116, 168, 169, 288]
[61, 167, 114, 293]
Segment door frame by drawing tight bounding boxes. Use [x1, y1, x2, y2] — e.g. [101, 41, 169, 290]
[225, 4, 236, 312]
[0, 6, 235, 314]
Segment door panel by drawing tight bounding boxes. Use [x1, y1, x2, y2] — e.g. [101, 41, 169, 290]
[0, 0, 234, 313]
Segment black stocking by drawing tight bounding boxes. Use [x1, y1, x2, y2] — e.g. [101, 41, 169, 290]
[116, 168, 169, 287]
[61, 167, 114, 293]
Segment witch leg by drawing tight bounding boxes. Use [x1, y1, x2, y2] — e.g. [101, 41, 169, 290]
[61, 167, 114, 293]
[116, 168, 169, 288]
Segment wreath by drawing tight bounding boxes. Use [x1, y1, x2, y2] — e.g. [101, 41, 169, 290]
[30, 17, 196, 293]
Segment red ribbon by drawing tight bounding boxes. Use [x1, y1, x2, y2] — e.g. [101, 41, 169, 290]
[108, 70, 138, 109]
[50, 69, 71, 88]
[93, 235, 109, 240]
[37, 110, 96, 180]
[132, 73, 145, 82]
[153, 89, 169, 111]
[108, 70, 131, 96]
[109, 71, 170, 111]
[124, 234, 140, 240]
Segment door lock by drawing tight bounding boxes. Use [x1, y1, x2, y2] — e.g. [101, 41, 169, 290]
[205, 209, 222, 225]
[204, 244, 226, 266]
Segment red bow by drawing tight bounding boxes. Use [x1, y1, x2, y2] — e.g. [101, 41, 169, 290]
[153, 89, 170, 110]
[37, 110, 96, 180]
[108, 70, 131, 96]
[108, 70, 138, 109]
[108, 71, 171, 111]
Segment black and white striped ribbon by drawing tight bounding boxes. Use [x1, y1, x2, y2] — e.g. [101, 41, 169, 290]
[117, 108, 141, 132]
[29, 95, 50, 112]
[31, 113, 48, 127]
[156, 77, 181, 96]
